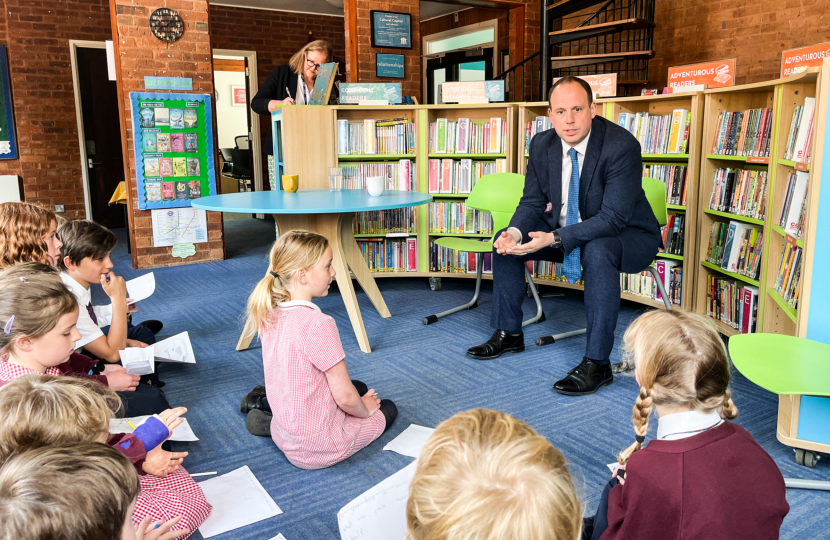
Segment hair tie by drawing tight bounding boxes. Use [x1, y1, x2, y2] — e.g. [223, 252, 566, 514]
[3, 315, 14, 335]
[635, 434, 646, 444]
[270, 271, 280, 279]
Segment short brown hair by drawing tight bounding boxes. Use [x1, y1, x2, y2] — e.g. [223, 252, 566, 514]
[289, 40, 333, 75]
[0, 201, 57, 268]
[407, 409, 582, 540]
[548, 76, 594, 106]
[0, 443, 140, 540]
[57, 219, 117, 271]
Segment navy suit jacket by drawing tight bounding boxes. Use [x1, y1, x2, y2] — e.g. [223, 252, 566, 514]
[509, 115, 661, 273]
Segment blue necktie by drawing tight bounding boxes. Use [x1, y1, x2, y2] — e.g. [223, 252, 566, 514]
[563, 148, 581, 284]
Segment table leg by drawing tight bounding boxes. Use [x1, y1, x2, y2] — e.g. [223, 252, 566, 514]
[340, 216, 391, 319]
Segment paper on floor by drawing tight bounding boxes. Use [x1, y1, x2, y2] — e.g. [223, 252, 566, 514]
[197, 466, 282, 538]
[109, 416, 199, 442]
[337, 461, 417, 540]
[267, 535, 287, 540]
[382, 424, 435, 458]
[119, 346, 155, 375]
[153, 331, 196, 364]
[125, 272, 155, 302]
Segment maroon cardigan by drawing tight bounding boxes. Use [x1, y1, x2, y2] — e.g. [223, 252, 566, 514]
[58, 352, 109, 386]
[602, 422, 788, 540]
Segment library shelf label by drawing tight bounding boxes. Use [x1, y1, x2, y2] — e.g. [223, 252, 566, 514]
[781, 41, 830, 77]
[746, 156, 770, 164]
[668, 59, 736, 91]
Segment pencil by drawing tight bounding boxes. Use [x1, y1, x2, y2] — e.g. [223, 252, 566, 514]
[127, 420, 137, 430]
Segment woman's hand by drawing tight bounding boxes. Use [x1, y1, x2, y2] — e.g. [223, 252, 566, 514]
[268, 98, 293, 112]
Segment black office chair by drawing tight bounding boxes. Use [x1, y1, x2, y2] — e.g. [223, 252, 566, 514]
[234, 135, 250, 150]
[219, 148, 234, 174]
[230, 148, 252, 192]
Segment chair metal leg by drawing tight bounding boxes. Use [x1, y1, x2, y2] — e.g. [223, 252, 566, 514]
[785, 478, 830, 491]
[645, 265, 673, 311]
[423, 253, 482, 325]
[522, 266, 546, 327]
[536, 328, 587, 346]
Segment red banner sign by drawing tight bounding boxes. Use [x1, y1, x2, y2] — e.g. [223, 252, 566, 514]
[668, 59, 736, 91]
[553, 73, 617, 97]
[781, 42, 830, 77]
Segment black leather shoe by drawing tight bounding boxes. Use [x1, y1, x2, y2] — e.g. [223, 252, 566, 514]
[466, 330, 524, 360]
[246, 409, 272, 437]
[137, 320, 163, 335]
[240, 385, 267, 414]
[552, 357, 613, 396]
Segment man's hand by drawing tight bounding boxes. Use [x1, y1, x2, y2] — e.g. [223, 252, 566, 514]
[493, 230, 520, 255]
[507, 231, 554, 256]
[142, 446, 188, 477]
[102, 364, 140, 391]
[126, 339, 148, 348]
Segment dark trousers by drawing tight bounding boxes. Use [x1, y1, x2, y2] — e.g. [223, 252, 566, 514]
[261, 379, 397, 433]
[117, 383, 170, 416]
[491, 225, 624, 362]
[582, 478, 618, 540]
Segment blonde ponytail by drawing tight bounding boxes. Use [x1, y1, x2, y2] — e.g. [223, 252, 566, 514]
[242, 230, 329, 339]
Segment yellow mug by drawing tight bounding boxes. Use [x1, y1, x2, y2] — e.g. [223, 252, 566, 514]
[282, 175, 299, 193]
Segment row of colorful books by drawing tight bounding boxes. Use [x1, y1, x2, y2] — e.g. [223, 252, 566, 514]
[710, 108, 773, 157]
[428, 118, 507, 154]
[429, 201, 493, 235]
[782, 97, 815, 163]
[336, 118, 416, 156]
[707, 168, 768, 219]
[705, 220, 763, 280]
[353, 208, 417, 235]
[524, 116, 553, 154]
[530, 261, 583, 285]
[620, 260, 682, 306]
[618, 109, 690, 155]
[778, 171, 809, 238]
[427, 158, 507, 194]
[430, 242, 492, 273]
[774, 243, 802, 309]
[357, 238, 418, 273]
[705, 276, 758, 333]
[342, 160, 415, 191]
[660, 213, 685, 256]
[643, 164, 688, 205]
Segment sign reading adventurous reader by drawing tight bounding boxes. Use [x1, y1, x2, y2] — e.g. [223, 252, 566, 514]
[668, 59, 736, 91]
[441, 81, 505, 104]
[553, 74, 617, 97]
[781, 42, 830, 77]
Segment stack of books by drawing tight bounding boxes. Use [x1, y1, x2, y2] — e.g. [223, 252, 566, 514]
[430, 241, 492, 274]
[708, 168, 767, 219]
[356, 238, 418, 273]
[524, 116, 553, 154]
[533, 261, 583, 284]
[620, 260, 682, 306]
[618, 109, 690, 154]
[706, 276, 758, 333]
[778, 171, 809, 238]
[337, 118, 416, 155]
[783, 97, 815, 163]
[428, 158, 507, 194]
[342, 160, 414, 191]
[429, 201, 493, 235]
[660, 213, 685, 256]
[643, 164, 688, 205]
[705, 220, 763, 279]
[710, 108, 773, 157]
[353, 208, 417, 235]
[428, 117, 507, 154]
[774, 243, 802, 309]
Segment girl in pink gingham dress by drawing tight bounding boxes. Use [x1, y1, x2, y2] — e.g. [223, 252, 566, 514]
[242, 230, 397, 470]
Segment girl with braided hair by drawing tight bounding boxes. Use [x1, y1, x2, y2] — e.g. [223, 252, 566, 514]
[582, 309, 788, 540]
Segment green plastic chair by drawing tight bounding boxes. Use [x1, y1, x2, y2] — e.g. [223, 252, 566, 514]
[729, 333, 830, 490]
[535, 177, 673, 367]
[423, 172, 545, 327]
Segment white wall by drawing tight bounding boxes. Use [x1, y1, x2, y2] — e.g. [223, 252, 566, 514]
[214, 69, 248, 150]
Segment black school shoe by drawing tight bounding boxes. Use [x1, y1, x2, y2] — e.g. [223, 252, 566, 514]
[552, 357, 613, 396]
[466, 330, 525, 360]
[246, 409, 272, 437]
[240, 385, 267, 414]
[137, 320, 163, 335]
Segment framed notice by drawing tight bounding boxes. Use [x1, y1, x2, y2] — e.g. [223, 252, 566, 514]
[371, 11, 412, 49]
[376, 53, 405, 79]
[0, 46, 18, 160]
[668, 59, 736, 92]
[129, 92, 217, 210]
[781, 42, 830, 77]
[231, 85, 246, 106]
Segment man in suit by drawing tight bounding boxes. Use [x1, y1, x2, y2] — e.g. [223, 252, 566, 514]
[466, 77, 661, 396]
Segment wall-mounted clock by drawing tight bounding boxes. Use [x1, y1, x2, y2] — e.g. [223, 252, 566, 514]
[149, 8, 184, 43]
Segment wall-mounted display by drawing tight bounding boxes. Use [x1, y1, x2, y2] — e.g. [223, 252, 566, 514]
[376, 54, 405, 79]
[0, 46, 18, 160]
[370, 11, 412, 49]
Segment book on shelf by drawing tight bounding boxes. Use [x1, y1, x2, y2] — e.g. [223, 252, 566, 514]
[430, 201, 493, 234]
[525, 116, 553, 154]
[710, 108, 773, 157]
[618, 109, 690, 154]
[431, 240, 492, 273]
[353, 207, 417, 235]
[643, 164, 688, 205]
[705, 220, 763, 279]
[784, 97, 815, 163]
[429, 118, 507, 154]
[778, 170, 809, 237]
[708, 168, 767, 219]
[356, 237, 417, 273]
[660, 213, 685, 256]
[342, 160, 415, 190]
[532, 260, 583, 285]
[706, 275, 758, 333]
[337, 118, 416, 156]
[427, 158, 506, 194]
[621, 262, 682, 306]
[774, 243, 802, 309]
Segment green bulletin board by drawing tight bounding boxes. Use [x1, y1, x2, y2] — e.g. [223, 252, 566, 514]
[129, 92, 217, 210]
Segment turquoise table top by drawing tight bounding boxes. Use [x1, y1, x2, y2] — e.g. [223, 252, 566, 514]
[191, 190, 432, 214]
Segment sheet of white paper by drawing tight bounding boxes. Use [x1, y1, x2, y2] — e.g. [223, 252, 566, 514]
[125, 272, 155, 302]
[607, 462, 619, 473]
[109, 415, 199, 442]
[198, 466, 282, 538]
[151, 208, 208, 248]
[153, 331, 196, 364]
[267, 535, 287, 540]
[337, 461, 417, 540]
[119, 346, 155, 375]
[382, 424, 435, 458]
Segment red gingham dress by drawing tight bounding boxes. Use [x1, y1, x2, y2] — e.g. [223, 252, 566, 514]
[261, 301, 387, 470]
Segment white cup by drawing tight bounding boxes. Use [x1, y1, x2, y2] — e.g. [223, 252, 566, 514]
[366, 175, 385, 197]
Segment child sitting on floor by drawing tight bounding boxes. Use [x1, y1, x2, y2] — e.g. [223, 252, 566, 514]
[0, 201, 63, 267]
[583, 310, 789, 540]
[406, 408, 582, 540]
[0, 443, 189, 540]
[241, 229, 397, 469]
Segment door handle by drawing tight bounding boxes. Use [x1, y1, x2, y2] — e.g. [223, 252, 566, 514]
[88, 159, 103, 168]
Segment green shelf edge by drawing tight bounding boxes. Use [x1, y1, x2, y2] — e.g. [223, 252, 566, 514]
[766, 287, 798, 323]
[703, 208, 765, 226]
[667, 204, 686, 211]
[429, 232, 493, 238]
[338, 155, 415, 161]
[770, 224, 804, 248]
[427, 153, 506, 159]
[777, 158, 810, 171]
[642, 153, 689, 160]
[657, 252, 684, 260]
[706, 154, 770, 164]
[354, 233, 417, 238]
[700, 260, 760, 287]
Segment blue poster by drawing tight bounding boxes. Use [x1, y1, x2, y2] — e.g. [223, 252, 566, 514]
[0, 46, 18, 160]
[376, 54, 404, 78]
[339, 83, 402, 105]
[371, 11, 412, 49]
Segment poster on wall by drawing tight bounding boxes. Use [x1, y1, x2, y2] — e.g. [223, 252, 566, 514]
[0, 46, 18, 160]
[232, 85, 246, 106]
[371, 11, 412, 49]
[129, 92, 217, 210]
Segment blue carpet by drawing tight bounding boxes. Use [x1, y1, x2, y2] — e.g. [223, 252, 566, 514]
[100, 219, 830, 540]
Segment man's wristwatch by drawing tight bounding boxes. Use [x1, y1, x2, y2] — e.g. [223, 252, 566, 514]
[550, 230, 562, 249]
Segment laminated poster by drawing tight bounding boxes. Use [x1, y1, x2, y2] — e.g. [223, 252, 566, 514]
[130, 92, 217, 210]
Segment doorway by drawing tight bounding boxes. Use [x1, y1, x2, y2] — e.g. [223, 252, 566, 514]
[426, 49, 493, 104]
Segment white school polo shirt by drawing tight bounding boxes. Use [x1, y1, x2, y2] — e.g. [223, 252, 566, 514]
[60, 272, 112, 349]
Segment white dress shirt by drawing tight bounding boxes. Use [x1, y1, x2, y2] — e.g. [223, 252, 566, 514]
[656, 409, 724, 441]
[295, 75, 310, 105]
[60, 272, 112, 349]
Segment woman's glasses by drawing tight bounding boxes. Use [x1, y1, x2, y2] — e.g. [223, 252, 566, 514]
[305, 58, 321, 70]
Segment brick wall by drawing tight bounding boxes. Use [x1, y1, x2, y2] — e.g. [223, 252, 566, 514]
[112, 0, 224, 268]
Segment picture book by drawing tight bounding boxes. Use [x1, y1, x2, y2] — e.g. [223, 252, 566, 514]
[455, 118, 469, 154]
[156, 133, 171, 152]
[183, 108, 198, 128]
[185, 133, 198, 152]
[162, 181, 175, 200]
[154, 108, 170, 127]
[169, 108, 184, 129]
[435, 118, 447, 153]
[142, 132, 157, 153]
[174, 180, 189, 200]
[488, 117, 502, 153]
[144, 157, 160, 177]
[187, 157, 200, 176]
[145, 181, 162, 202]
[188, 180, 201, 198]
[171, 133, 185, 153]
[139, 107, 155, 128]
[160, 158, 173, 177]
[173, 157, 187, 177]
